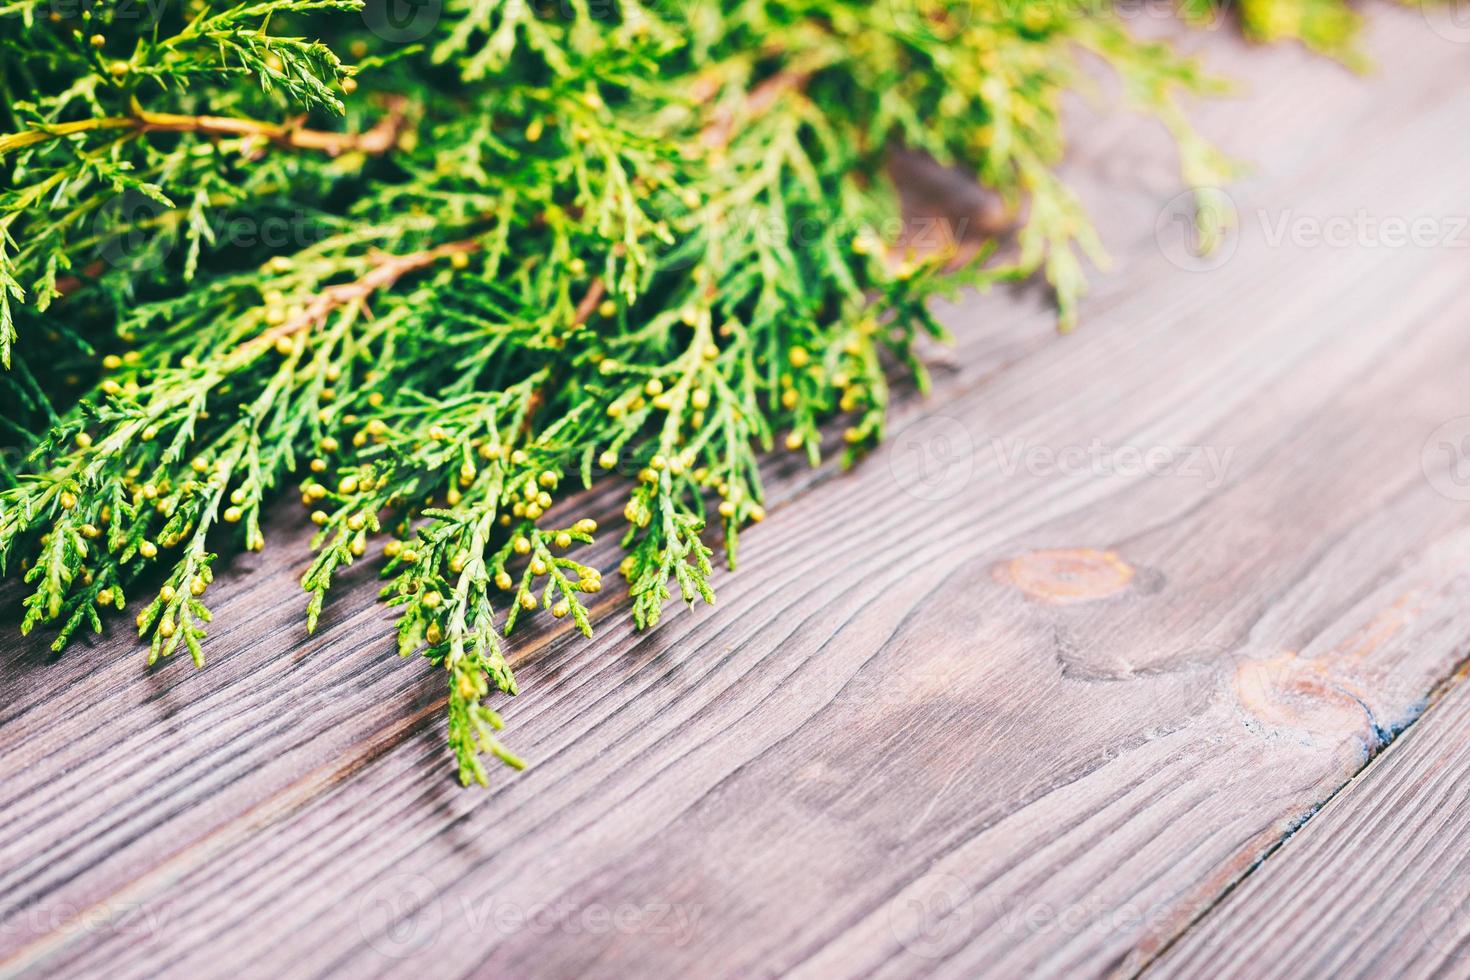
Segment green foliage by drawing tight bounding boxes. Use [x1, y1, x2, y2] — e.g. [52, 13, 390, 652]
[0, 0, 1327, 784]
[1179, 0, 1368, 65]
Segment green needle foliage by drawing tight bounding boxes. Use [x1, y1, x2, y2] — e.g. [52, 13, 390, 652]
[0, 0, 1352, 784]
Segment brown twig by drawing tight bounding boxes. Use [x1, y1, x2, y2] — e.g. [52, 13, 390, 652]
[255, 238, 479, 351]
[571, 277, 607, 327]
[0, 96, 411, 160]
[39, 99, 412, 300]
[518, 278, 608, 433]
[52, 261, 107, 299]
[700, 70, 811, 151]
[138, 95, 411, 158]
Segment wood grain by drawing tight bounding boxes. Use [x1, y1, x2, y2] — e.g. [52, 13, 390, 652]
[4, 8, 1470, 979]
[1144, 666, 1470, 978]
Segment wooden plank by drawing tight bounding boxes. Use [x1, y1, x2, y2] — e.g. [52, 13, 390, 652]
[1144, 668, 1470, 979]
[3, 7, 1470, 978]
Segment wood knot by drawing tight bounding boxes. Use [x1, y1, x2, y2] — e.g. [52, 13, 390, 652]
[1233, 652, 1378, 741]
[997, 548, 1135, 605]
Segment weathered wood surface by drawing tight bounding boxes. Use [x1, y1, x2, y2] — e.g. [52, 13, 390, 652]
[1145, 665, 1470, 979]
[4, 8, 1470, 979]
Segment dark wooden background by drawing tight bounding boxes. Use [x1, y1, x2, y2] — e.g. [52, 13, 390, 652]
[5, 8, 1470, 978]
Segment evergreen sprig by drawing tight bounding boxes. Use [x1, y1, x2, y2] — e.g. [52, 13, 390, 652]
[0, 0, 1358, 784]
